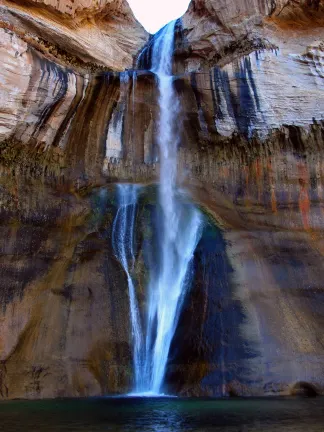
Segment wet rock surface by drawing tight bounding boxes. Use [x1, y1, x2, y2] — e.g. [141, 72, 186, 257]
[0, 0, 323, 397]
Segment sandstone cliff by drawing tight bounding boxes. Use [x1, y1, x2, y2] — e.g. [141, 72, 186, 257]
[0, 0, 148, 70]
[0, 0, 324, 398]
[179, 0, 324, 68]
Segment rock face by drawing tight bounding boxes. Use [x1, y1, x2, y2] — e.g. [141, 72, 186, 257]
[0, 0, 148, 70]
[20, 0, 127, 17]
[178, 0, 324, 70]
[0, 0, 324, 398]
[0, 184, 133, 398]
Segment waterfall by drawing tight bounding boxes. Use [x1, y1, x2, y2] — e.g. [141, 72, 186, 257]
[141, 20, 202, 394]
[113, 21, 202, 396]
[112, 184, 144, 390]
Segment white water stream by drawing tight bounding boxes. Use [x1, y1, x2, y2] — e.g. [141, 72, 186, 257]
[112, 184, 144, 390]
[113, 21, 202, 395]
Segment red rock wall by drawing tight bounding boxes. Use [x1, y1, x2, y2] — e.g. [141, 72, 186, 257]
[0, 0, 323, 397]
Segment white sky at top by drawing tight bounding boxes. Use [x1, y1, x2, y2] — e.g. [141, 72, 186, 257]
[127, 0, 191, 34]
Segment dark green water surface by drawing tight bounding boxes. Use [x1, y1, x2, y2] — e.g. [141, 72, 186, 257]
[0, 397, 323, 432]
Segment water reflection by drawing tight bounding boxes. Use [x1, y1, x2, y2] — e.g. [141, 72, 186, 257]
[0, 397, 323, 432]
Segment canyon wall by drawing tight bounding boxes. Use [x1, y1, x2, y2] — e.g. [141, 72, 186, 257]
[0, 0, 148, 70]
[0, 0, 324, 397]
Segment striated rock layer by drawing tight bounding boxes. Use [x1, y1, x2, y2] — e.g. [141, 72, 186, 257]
[178, 0, 324, 70]
[0, 0, 324, 397]
[0, 0, 148, 70]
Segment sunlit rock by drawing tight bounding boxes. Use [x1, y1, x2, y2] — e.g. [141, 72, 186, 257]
[0, 0, 148, 70]
[0, 0, 323, 399]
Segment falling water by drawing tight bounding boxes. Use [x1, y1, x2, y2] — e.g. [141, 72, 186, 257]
[113, 21, 202, 395]
[112, 184, 144, 390]
[140, 20, 202, 394]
